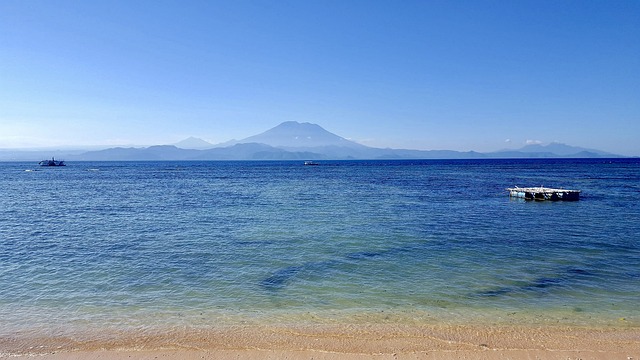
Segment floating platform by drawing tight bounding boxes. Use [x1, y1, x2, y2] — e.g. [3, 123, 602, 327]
[507, 186, 580, 201]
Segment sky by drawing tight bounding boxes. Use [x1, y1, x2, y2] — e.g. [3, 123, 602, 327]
[1, 1, 639, 155]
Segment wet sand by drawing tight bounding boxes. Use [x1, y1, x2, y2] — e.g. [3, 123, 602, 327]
[2, 324, 638, 359]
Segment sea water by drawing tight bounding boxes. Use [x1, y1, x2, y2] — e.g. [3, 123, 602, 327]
[1, 159, 639, 339]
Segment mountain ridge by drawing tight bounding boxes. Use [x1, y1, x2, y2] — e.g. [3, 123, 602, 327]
[0, 122, 625, 161]
[501, 142, 612, 156]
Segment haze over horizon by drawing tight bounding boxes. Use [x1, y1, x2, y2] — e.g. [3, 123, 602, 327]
[1, 1, 639, 156]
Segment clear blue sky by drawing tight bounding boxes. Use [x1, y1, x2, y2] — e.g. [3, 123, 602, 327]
[1, 0, 639, 155]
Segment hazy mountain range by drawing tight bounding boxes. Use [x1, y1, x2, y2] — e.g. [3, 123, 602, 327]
[0, 121, 622, 161]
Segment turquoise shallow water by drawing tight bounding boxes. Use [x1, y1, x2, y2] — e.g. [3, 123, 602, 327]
[1, 159, 639, 337]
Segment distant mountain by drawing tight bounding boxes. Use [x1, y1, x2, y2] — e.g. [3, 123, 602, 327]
[238, 121, 366, 149]
[73, 143, 324, 161]
[173, 137, 214, 149]
[489, 142, 618, 158]
[0, 122, 624, 161]
[516, 142, 610, 156]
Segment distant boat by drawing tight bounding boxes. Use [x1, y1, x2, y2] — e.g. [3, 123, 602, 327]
[39, 157, 66, 166]
[304, 161, 319, 166]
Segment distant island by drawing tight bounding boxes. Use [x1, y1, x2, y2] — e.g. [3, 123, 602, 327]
[0, 121, 623, 161]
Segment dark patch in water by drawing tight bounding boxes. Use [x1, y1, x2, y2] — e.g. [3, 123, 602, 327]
[345, 251, 383, 260]
[477, 288, 512, 297]
[528, 277, 561, 289]
[260, 240, 455, 291]
[236, 240, 274, 246]
[476, 267, 593, 298]
[261, 266, 303, 290]
[261, 249, 396, 291]
[566, 268, 594, 276]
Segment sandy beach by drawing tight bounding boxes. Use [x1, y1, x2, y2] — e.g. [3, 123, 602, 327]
[3, 324, 638, 359]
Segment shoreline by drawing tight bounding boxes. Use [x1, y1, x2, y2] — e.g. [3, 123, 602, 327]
[3, 324, 639, 359]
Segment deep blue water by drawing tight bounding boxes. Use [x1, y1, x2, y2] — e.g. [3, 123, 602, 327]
[1, 159, 639, 336]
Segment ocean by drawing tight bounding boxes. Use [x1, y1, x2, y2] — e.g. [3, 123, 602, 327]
[1, 159, 639, 342]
